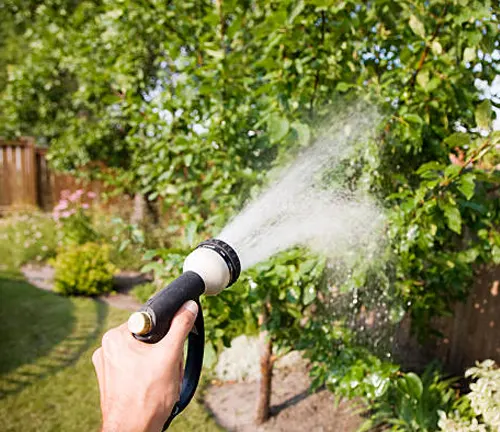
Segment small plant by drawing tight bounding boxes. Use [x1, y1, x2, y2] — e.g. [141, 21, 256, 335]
[361, 364, 459, 431]
[53, 189, 97, 245]
[53, 242, 116, 296]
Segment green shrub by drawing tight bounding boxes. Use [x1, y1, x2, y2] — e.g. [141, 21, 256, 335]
[361, 364, 460, 431]
[53, 243, 116, 296]
[0, 212, 58, 270]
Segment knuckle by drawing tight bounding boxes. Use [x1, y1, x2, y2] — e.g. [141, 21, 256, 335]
[101, 328, 118, 350]
[174, 312, 194, 333]
[92, 348, 102, 366]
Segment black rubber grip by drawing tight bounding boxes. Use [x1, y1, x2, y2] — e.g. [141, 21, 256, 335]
[162, 299, 204, 430]
[134, 271, 205, 344]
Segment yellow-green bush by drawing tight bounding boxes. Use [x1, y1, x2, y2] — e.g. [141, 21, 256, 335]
[53, 243, 116, 296]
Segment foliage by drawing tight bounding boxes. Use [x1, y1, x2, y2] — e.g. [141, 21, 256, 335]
[361, 365, 462, 432]
[131, 282, 158, 304]
[52, 242, 116, 296]
[1, 0, 500, 418]
[0, 212, 58, 270]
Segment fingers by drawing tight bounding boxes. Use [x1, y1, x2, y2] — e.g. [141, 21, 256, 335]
[92, 347, 105, 395]
[158, 300, 198, 353]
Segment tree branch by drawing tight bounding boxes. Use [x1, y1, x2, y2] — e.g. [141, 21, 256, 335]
[309, 11, 326, 118]
[408, 5, 448, 90]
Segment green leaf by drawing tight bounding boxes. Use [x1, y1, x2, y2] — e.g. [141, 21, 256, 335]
[416, 161, 443, 176]
[303, 286, 316, 305]
[143, 249, 158, 260]
[205, 48, 224, 59]
[493, 245, 500, 264]
[288, 0, 305, 24]
[444, 132, 470, 149]
[268, 114, 290, 143]
[457, 173, 476, 200]
[184, 153, 193, 167]
[292, 121, 311, 146]
[118, 239, 131, 253]
[431, 40, 442, 55]
[404, 373, 423, 400]
[416, 70, 429, 90]
[403, 113, 424, 125]
[409, 15, 425, 39]
[443, 203, 462, 234]
[475, 99, 492, 130]
[336, 82, 353, 92]
[184, 221, 197, 247]
[463, 47, 476, 63]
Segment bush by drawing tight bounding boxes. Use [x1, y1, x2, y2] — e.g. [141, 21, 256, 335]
[361, 364, 460, 431]
[53, 243, 116, 296]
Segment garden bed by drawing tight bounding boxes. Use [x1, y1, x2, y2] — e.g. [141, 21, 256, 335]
[205, 365, 363, 432]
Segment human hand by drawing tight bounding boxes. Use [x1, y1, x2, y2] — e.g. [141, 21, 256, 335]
[92, 300, 199, 432]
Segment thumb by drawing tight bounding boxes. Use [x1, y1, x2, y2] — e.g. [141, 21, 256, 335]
[159, 300, 198, 353]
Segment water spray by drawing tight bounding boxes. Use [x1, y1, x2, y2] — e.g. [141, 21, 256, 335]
[128, 104, 383, 429]
[128, 238, 240, 429]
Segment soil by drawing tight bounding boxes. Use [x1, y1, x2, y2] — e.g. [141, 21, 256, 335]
[204, 366, 364, 432]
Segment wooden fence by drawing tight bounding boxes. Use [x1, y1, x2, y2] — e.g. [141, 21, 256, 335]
[0, 137, 39, 210]
[394, 264, 500, 374]
[0, 137, 113, 213]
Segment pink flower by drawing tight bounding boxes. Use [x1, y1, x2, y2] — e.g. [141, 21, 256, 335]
[69, 189, 84, 202]
[61, 210, 72, 218]
[81, 203, 89, 209]
[87, 191, 97, 199]
[54, 200, 68, 211]
[61, 190, 71, 199]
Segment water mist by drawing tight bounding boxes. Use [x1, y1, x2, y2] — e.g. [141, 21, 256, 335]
[219, 104, 384, 270]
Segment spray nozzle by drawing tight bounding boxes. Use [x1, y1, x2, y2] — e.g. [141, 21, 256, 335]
[127, 238, 240, 430]
[184, 238, 241, 294]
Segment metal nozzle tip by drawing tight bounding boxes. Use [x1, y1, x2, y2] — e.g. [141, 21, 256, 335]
[128, 311, 152, 335]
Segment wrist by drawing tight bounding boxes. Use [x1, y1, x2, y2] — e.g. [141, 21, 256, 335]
[101, 405, 170, 432]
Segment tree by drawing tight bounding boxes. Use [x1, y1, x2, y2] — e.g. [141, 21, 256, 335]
[1, 0, 499, 424]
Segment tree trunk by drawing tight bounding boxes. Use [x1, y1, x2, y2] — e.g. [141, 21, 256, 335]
[255, 303, 273, 425]
[131, 193, 146, 225]
[131, 193, 160, 225]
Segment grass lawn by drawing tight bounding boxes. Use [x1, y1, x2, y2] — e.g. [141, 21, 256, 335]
[0, 273, 222, 432]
